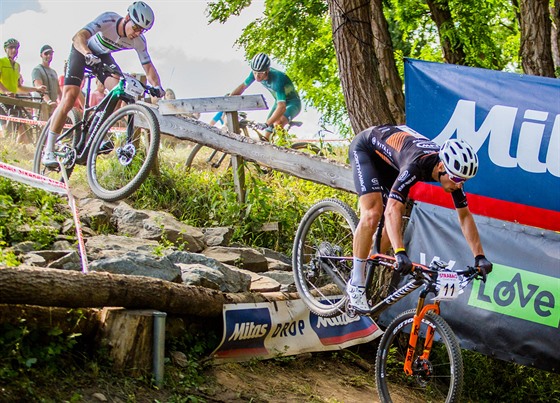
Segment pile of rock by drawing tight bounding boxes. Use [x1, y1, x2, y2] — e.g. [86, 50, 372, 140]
[10, 198, 295, 294]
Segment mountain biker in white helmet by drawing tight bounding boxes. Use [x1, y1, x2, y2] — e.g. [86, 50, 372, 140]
[347, 124, 493, 313]
[229, 53, 301, 141]
[42, 1, 165, 167]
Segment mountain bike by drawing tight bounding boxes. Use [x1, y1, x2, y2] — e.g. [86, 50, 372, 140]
[292, 198, 485, 403]
[33, 64, 161, 202]
[185, 117, 322, 170]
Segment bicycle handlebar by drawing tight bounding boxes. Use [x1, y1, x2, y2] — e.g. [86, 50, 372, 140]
[86, 63, 159, 96]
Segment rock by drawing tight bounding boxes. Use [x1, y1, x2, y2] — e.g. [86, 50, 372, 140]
[202, 227, 233, 246]
[89, 253, 182, 282]
[202, 246, 268, 273]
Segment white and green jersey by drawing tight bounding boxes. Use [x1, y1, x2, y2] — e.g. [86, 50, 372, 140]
[83, 12, 151, 65]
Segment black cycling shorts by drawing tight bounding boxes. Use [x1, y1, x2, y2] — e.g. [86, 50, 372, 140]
[348, 131, 398, 197]
[64, 46, 121, 87]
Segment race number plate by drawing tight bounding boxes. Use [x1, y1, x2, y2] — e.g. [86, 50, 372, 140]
[123, 75, 144, 97]
[434, 272, 461, 300]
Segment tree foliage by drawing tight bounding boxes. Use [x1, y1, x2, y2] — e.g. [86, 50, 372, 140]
[208, 0, 348, 134]
[207, 0, 550, 135]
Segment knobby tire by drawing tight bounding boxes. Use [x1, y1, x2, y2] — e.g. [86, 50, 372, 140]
[292, 198, 358, 317]
[375, 309, 464, 403]
[86, 103, 160, 202]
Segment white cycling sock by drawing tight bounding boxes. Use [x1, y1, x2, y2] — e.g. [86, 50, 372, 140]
[45, 130, 57, 152]
[350, 257, 367, 286]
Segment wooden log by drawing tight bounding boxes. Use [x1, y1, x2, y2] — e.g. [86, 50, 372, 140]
[158, 95, 268, 115]
[0, 266, 298, 317]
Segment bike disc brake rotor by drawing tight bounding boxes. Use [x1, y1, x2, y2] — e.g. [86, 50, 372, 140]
[413, 358, 433, 387]
[116, 143, 136, 166]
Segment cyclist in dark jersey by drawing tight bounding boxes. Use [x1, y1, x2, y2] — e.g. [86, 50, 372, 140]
[230, 53, 301, 141]
[347, 124, 493, 312]
[42, 1, 165, 167]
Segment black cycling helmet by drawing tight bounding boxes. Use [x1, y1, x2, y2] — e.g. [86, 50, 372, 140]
[4, 38, 20, 49]
[251, 53, 271, 72]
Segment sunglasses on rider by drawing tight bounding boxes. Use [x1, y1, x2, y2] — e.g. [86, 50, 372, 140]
[131, 23, 147, 34]
[447, 172, 466, 184]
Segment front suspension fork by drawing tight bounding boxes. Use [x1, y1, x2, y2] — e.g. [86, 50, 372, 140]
[403, 297, 440, 375]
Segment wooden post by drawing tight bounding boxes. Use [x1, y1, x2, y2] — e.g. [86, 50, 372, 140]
[226, 111, 246, 204]
[98, 307, 166, 378]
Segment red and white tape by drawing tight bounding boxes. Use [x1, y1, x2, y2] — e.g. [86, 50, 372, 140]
[0, 161, 89, 273]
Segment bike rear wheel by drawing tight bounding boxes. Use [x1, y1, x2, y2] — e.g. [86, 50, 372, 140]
[291, 141, 322, 155]
[185, 143, 230, 170]
[87, 103, 160, 202]
[292, 198, 358, 317]
[33, 108, 82, 180]
[375, 309, 464, 403]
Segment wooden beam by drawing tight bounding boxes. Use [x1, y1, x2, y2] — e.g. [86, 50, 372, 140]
[0, 94, 42, 110]
[149, 110, 355, 193]
[158, 95, 268, 115]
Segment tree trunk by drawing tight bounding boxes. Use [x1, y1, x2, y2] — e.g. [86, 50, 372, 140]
[550, 0, 560, 72]
[328, 0, 395, 134]
[519, 0, 556, 77]
[0, 266, 296, 317]
[370, 0, 405, 123]
[426, 0, 466, 65]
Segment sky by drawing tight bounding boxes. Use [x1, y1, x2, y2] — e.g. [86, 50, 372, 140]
[0, 0, 325, 138]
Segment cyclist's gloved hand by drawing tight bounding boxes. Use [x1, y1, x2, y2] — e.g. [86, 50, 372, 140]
[85, 53, 101, 66]
[475, 254, 492, 282]
[255, 122, 269, 131]
[152, 86, 165, 98]
[395, 250, 413, 275]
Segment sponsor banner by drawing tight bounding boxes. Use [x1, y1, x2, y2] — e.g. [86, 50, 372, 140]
[404, 58, 560, 230]
[380, 202, 560, 372]
[212, 298, 382, 362]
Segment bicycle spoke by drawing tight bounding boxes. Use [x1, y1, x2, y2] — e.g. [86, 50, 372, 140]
[292, 199, 358, 317]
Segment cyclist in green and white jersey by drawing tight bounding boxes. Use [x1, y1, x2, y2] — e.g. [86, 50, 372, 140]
[230, 53, 301, 140]
[42, 1, 165, 167]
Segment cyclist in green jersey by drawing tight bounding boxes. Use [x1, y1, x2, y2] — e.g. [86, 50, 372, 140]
[230, 53, 301, 141]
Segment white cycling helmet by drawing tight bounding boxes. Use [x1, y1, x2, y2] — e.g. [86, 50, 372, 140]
[439, 139, 479, 180]
[128, 1, 155, 30]
[251, 53, 271, 72]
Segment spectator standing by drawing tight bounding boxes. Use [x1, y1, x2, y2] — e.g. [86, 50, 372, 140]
[89, 78, 106, 106]
[0, 38, 46, 95]
[31, 45, 59, 112]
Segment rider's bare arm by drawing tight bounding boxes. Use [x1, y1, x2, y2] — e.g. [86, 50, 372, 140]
[142, 62, 163, 88]
[384, 197, 406, 251]
[230, 83, 247, 96]
[72, 29, 94, 56]
[456, 206, 485, 257]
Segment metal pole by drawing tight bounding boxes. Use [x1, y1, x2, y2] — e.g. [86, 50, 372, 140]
[152, 311, 167, 387]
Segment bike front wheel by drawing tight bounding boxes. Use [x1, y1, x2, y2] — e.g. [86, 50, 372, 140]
[292, 198, 358, 317]
[87, 103, 160, 202]
[375, 309, 464, 403]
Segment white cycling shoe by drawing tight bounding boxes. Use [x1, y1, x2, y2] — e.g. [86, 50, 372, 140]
[42, 152, 58, 168]
[346, 283, 370, 313]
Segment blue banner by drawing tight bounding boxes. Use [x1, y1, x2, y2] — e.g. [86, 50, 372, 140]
[404, 59, 560, 220]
